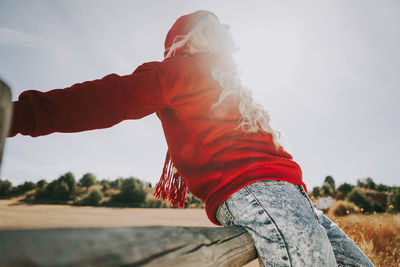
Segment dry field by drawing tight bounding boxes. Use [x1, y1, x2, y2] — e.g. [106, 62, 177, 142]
[1, 197, 399, 266]
[0, 197, 215, 229]
[327, 213, 400, 267]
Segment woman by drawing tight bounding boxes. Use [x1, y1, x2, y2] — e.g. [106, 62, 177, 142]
[9, 10, 374, 267]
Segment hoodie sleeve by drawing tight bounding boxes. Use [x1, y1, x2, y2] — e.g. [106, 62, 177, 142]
[8, 62, 166, 137]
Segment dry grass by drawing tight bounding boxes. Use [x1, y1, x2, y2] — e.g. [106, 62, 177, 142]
[327, 213, 400, 267]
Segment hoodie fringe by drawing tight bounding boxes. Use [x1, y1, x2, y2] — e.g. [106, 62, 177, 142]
[154, 151, 187, 208]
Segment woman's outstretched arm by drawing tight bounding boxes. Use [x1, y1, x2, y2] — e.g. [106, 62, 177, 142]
[9, 63, 165, 137]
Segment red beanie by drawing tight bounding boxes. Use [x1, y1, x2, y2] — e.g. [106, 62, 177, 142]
[164, 10, 217, 58]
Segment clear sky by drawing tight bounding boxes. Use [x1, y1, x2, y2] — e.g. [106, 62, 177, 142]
[0, 0, 399, 190]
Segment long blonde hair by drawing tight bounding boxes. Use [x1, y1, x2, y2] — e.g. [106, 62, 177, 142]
[165, 14, 282, 148]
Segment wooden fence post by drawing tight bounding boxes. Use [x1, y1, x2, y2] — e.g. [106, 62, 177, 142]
[0, 79, 12, 169]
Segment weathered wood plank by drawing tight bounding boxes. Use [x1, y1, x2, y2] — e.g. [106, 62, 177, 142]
[0, 79, 12, 168]
[0, 226, 257, 267]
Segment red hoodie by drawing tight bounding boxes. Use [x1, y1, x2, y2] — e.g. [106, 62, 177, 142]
[9, 11, 305, 225]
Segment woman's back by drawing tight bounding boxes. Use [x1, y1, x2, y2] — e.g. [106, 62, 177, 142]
[149, 53, 303, 224]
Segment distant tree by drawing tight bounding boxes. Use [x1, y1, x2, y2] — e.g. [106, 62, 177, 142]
[7, 181, 37, 197]
[99, 179, 110, 191]
[36, 179, 47, 188]
[356, 178, 377, 191]
[19, 181, 37, 192]
[34, 187, 50, 200]
[337, 183, 354, 197]
[79, 173, 97, 191]
[99, 179, 109, 186]
[324, 176, 335, 191]
[113, 177, 146, 204]
[35, 181, 55, 200]
[0, 179, 12, 198]
[51, 181, 70, 201]
[82, 189, 103, 206]
[365, 177, 376, 190]
[43, 181, 57, 198]
[321, 182, 334, 197]
[110, 178, 123, 189]
[102, 183, 110, 192]
[312, 186, 321, 197]
[34, 173, 76, 202]
[58, 172, 77, 194]
[376, 183, 389, 192]
[356, 179, 366, 188]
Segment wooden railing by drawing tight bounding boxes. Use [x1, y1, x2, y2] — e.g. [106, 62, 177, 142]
[0, 226, 257, 266]
[0, 80, 257, 266]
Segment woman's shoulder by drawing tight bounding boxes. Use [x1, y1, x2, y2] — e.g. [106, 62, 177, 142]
[144, 55, 208, 80]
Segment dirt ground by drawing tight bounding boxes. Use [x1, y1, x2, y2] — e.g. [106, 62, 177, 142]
[0, 197, 259, 266]
[0, 197, 215, 229]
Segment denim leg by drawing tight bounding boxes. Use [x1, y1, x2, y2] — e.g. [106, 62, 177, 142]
[318, 213, 375, 267]
[216, 181, 337, 267]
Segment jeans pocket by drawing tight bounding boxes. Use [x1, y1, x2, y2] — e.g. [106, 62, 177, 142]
[216, 202, 234, 226]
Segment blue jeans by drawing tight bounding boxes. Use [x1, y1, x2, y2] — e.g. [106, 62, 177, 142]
[216, 180, 375, 267]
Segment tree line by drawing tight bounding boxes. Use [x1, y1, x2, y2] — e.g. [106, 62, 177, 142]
[1, 174, 398, 213]
[0, 172, 204, 208]
[311, 176, 400, 214]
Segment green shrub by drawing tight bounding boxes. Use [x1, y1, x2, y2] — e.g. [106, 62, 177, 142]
[146, 199, 162, 208]
[11, 181, 38, 196]
[371, 201, 385, 213]
[82, 189, 103, 206]
[348, 188, 388, 213]
[347, 188, 387, 213]
[347, 189, 372, 212]
[363, 190, 388, 207]
[387, 189, 400, 213]
[330, 200, 357, 216]
[0, 179, 12, 198]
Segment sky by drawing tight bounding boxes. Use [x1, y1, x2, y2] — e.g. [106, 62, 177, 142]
[0, 0, 399, 190]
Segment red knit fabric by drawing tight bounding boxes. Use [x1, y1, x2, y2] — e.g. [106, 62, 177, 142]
[8, 11, 306, 225]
